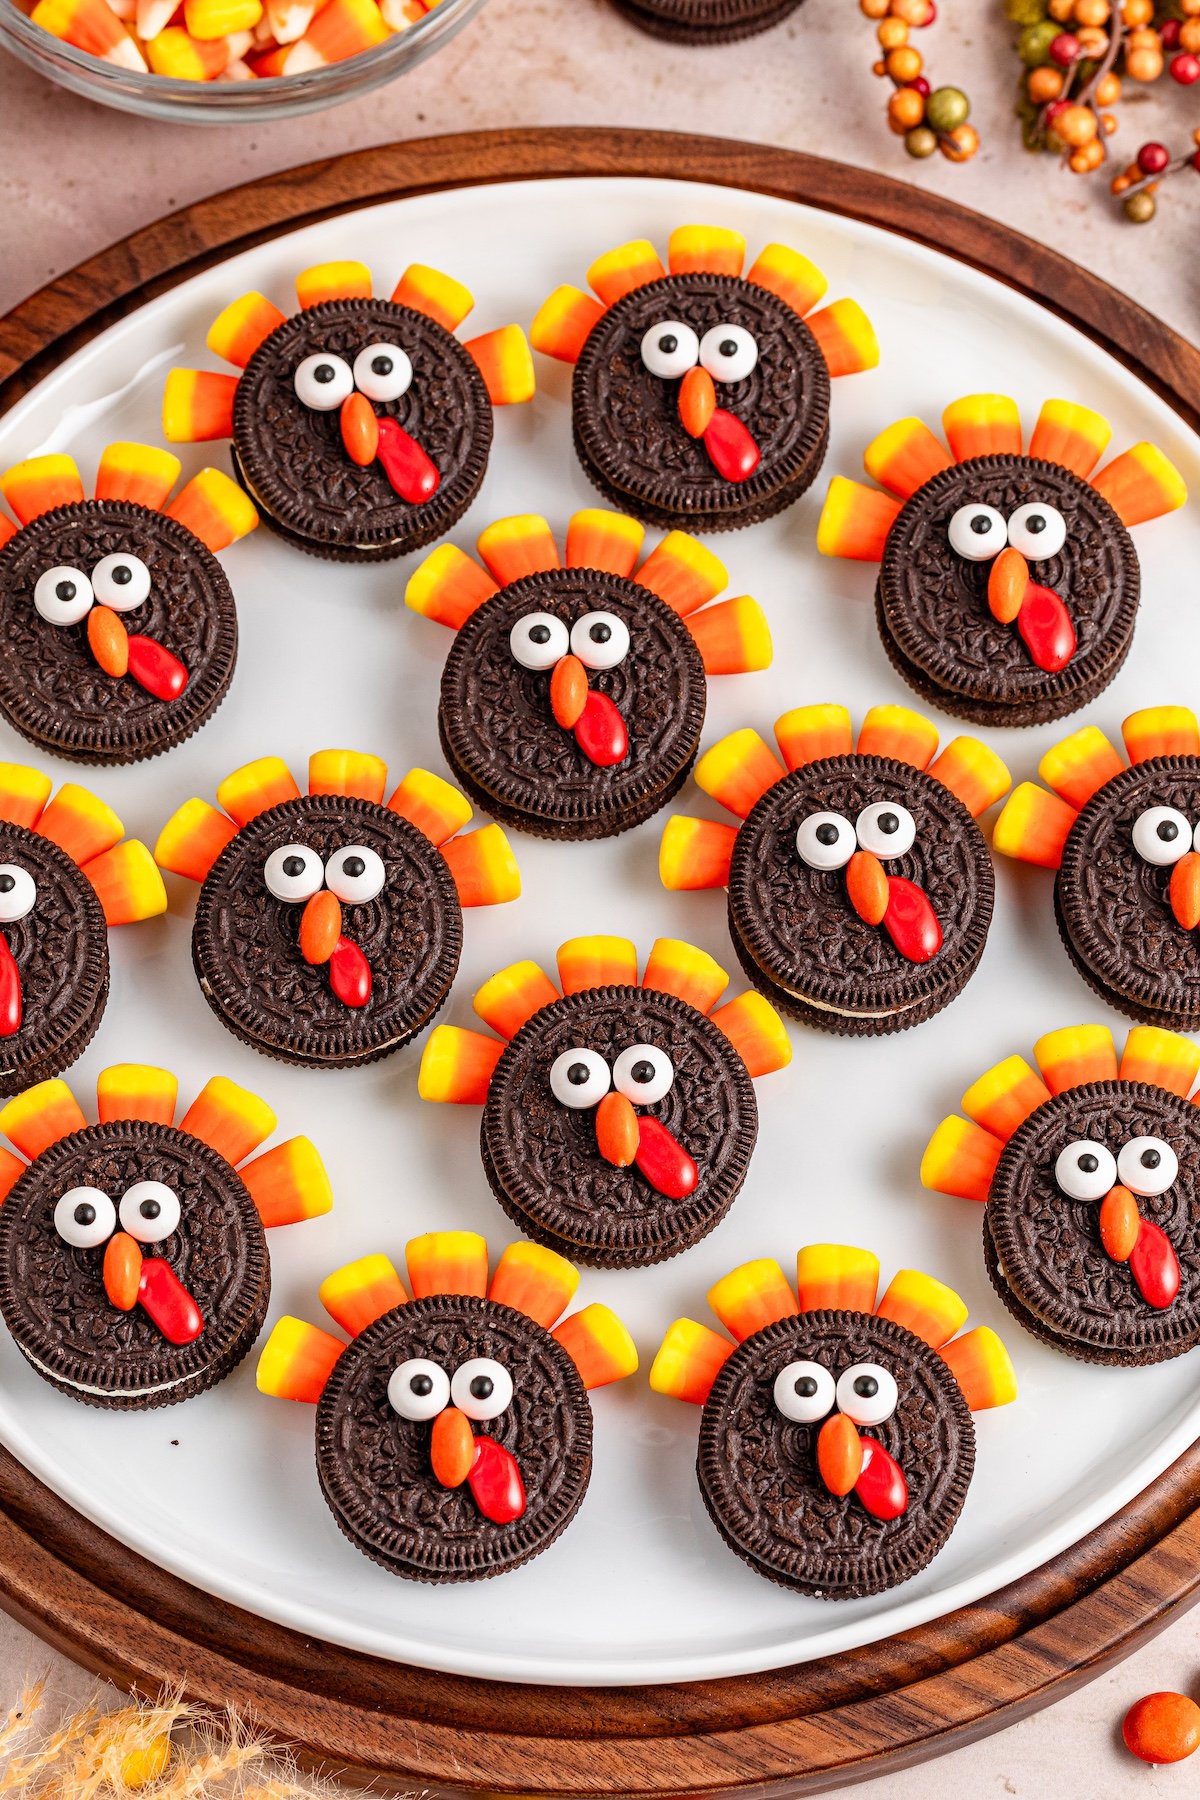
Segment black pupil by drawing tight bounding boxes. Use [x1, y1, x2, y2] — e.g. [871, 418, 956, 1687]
[589, 622, 612, 643]
[55, 579, 76, 601]
[469, 1375, 494, 1400]
[342, 856, 365, 879]
[1158, 820, 1180, 841]
[410, 1373, 433, 1397]
[877, 812, 899, 834]
[314, 363, 336, 383]
[815, 823, 840, 846]
[567, 1061, 591, 1085]
[139, 1199, 161, 1220]
[1025, 513, 1047, 534]
[794, 1375, 818, 1398]
[1078, 1153, 1099, 1173]
[658, 333, 678, 355]
[112, 564, 133, 585]
[631, 1059, 655, 1085]
[719, 338, 738, 358]
[371, 355, 393, 375]
[853, 1375, 879, 1398]
[529, 623, 551, 645]
[282, 855, 306, 878]
[74, 1203, 96, 1227]
[0, 874, 13, 894]
[1141, 1148, 1161, 1168]
[969, 513, 993, 535]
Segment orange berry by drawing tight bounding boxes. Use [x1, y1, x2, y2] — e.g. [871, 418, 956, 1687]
[1183, 0, 1200, 14]
[1074, 0, 1109, 21]
[1076, 25, 1108, 51]
[872, 57, 887, 74]
[940, 122, 980, 162]
[1094, 71, 1120, 102]
[859, 0, 890, 15]
[1028, 65, 1064, 101]
[1126, 24, 1159, 44]
[1121, 0, 1152, 20]
[888, 85, 926, 128]
[1049, 0, 1074, 17]
[1125, 45, 1162, 78]
[1068, 139, 1105, 171]
[1122, 1693, 1200, 1765]
[1057, 103, 1098, 144]
[886, 44, 922, 79]
[1111, 174, 1131, 192]
[1193, 126, 1200, 144]
[877, 15, 908, 45]
[890, 0, 931, 20]
[1181, 18, 1200, 50]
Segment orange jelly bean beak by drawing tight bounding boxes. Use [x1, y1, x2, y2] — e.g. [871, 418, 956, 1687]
[846, 849, 889, 928]
[88, 604, 130, 678]
[299, 888, 341, 965]
[596, 1089, 639, 1168]
[1170, 851, 1200, 930]
[678, 365, 716, 439]
[340, 390, 380, 467]
[987, 546, 1028, 625]
[1099, 1184, 1140, 1264]
[103, 1231, 143, 1312]
[550, 653, 588, 730]
[430, 1404, 476, 1489]
[817, 1412, 863, 1497]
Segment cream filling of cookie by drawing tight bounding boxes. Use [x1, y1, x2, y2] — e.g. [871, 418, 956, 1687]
[740, 934, 925, 1019]
[25, 1345, 189, 1398]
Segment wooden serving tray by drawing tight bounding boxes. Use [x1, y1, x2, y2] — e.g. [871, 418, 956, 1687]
[2, 128, 1200, 1798]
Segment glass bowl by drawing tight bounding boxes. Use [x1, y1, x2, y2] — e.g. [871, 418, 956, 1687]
[0, 0, 486, 120]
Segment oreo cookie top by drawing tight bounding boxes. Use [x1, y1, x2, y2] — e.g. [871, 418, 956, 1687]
[0, 820, 108, 1096]
[192, 794, 463, 1068]
[231, 298, 491, 558]
[482, 984, 757, 1266]
[987, 1079, 1200, 1365]
[439, 567, 707, 838]
[728, 754, 993, 1020]
[0, 1119, 268, 1407]
[698, 1310, 975, 1597]
[611, 0, 806, 40]
[0, 499, 237, 765]
[316, 1292, 592, 1582]
[574, 273, 830, 529]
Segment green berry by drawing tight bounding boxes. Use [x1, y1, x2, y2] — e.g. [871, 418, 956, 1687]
[1018, 19, 1061, 63]
[905, 126, 939, 158]
[1005, 0, 1047, 19]
[925, 86, 970, 132]
[1123, 190, 1157, 223]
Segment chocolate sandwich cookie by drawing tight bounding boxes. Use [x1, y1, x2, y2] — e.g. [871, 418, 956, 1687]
[0, 445, 254, 764]
[0, 766, 165, 1097]
[818, 395, 1185, 727]
[994, 708, 1200, 1031]
[660, 703, 1010, 1037]
[530, 225, 877, 533]
[922, 1023, 1200, 1366]
[650, 1243, 1016, 1598]
[257, 1231, 638, 1582]
[155, 749, 520, 1070]
[610, 0, 805, 43]
[0, 1062, 332, 1408]
[164, 259, 534, 564]
[406, 509, 771, 842]
[419, 936, 790, 1268]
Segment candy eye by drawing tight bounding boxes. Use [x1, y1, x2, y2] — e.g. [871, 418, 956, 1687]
[836, 1362, 898, 1427]
[1007, 501, 1066, 560]
[451, 1356, 513, 1421]
[772, 1359, 835, 1424]
[570, 610, 630, 671]
[699, 323, 758, 384]
[549, 1046, 610, 1109]
[510, 611, 569, 671]
[947, 503, 1007, 561]
[640, 320, 700, 380]
[119, 1180, 181, 1244]
[53, 1186, 116, 1250]
[1132, 806, 1192, 867]
[34, 566, 93, 626]
[324, 844, 385, 904]
[293, 352, 354, 410]
[0, 865, 35, 924]
[612, 1043, 674, 1104]
[263, 843, 324, 903]
[855, 801, 916, 859]
[1054, 1139, 1117, 1202]
[92, 552, 151, 611]
[1117, 1135, 1178, 1197]
[352, 341, 413, 403]
[387, 1357, 450, 1421]
[796, 811, 856, 871]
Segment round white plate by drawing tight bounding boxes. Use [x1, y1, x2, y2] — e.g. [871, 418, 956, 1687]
[0, 175, 1197, 1689]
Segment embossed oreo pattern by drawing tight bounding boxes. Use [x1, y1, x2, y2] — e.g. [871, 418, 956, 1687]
[611, 0, 805, 41]
[877, 457, 1139, 724]
[0, 821, 108, 1096]
[987, 1081, 1200, 1364]
[193, 795, 462, 1067]
[439, 569, 707, 839]
[482, 987, 757, 1266]
[573, 274, 830, 530]
[316, 1294, 592, 1581]
[0, 501, 237, 763]
[0, 1121, 268, 1407]
[232, 300, 491, 560]
[698, 1311, 974, 1597]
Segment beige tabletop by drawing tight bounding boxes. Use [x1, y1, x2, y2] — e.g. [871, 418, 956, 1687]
[0, 0, 1198, 1793]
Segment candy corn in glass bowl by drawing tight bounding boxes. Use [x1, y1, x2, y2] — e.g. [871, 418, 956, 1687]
[0, 0, 484, 122]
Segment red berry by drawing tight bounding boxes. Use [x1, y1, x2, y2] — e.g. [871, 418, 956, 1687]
[1193, 149, 1200, 172]
[1161, 18, 1181, 48]
[1138, 141, 1170, 174]
[1044, 99, 1070, 125]
[1171, 52, 1200, 84]
[908, 75, 930, 95]
[922, 0, 936, 19]
[1049, 32, 1081, 65]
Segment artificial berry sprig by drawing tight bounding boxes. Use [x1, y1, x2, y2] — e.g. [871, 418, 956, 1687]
[1111, 125, 1200, 215]
[860, 0, 978, 163]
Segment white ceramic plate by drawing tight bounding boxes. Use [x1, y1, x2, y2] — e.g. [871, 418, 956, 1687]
[0, 175, 1197, 1689]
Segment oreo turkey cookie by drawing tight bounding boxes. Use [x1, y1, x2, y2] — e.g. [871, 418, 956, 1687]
[609, 0, 806, 43]
[650, 1243, 1016, 1597]
[406, 508, 771, 841]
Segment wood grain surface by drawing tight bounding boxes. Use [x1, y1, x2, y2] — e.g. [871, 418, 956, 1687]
[1, 128, 1198, 1797]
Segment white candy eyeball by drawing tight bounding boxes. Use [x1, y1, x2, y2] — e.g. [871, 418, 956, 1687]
[293, 352, 354, 410]
[570, 611, 630, 671]
[352, 342, 413, 404]
[796, 811, 856, 872]
[324, 844, 385, 905]
[388, 1357, 450, 1421]
[699, 323, 759, 384]
[1132, 806, 1192, 867]
[34, 566, 93, 626]
[612, 1043, 674, 1105]
[510, 611, 569, 671]
[92, 552, 151, 611]
[947, 503, 1007, 561]
[451, 1356, 513, 1421]
[1007, 501, 1066, 561]
[0, 865, 35, 924]
[549, 1046, 611, 1109]
[54, 1186, 116, 1250]
[836, 1362, 898, 1427]
[855, 801, 916, 859]
[773, 1359, 835, 1424]
[119, 1180, 181, 1245]
[1054, 1139, 1117, 1202]
[263, 843, 324, 903]
[1117, 1136, 1178, 1198]
[640, 320, 700, 380]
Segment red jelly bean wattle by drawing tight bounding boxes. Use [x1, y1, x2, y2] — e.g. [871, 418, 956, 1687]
[329, 936, 372, 1009]
[0, 937, 21, 1037]
[375, 416, 440, 504]
[1129, 1217, 1181, 1310]
[882, 877, 943, 964]
[634, 1115, 698, 1200]
[137, 1258, 204, 1346]
[573, 690, 628, 767]
[1017, 582, 1076, 673]
[467, 1434, 526, 1524]
[127, 636, 189, 701]
[854, 1437, 908, 1520]
[703, 409, 761, 484]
